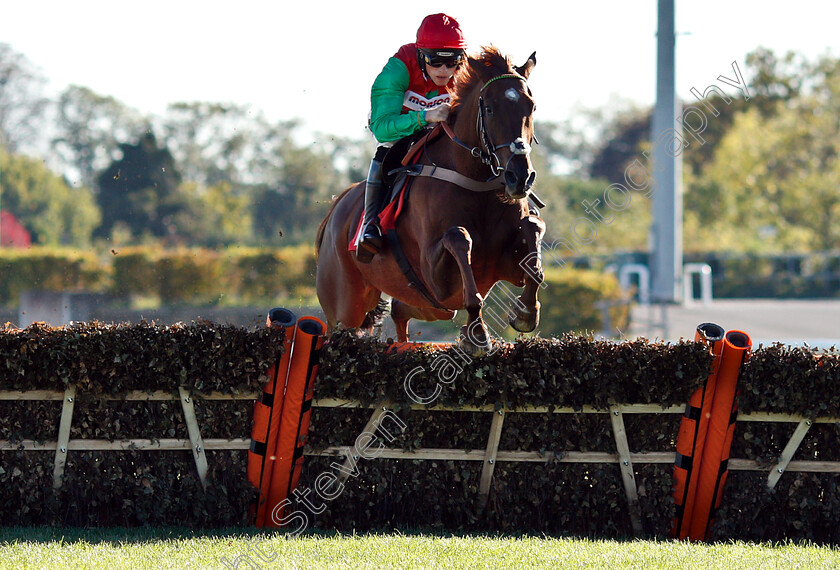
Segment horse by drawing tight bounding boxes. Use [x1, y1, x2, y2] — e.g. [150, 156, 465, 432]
[315, 46, 545, 356]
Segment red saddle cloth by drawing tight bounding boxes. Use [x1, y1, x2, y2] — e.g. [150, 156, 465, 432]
[348, 186, 407, 253]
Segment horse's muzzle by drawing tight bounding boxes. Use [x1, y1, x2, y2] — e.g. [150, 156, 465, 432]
[504, 164, 537, 199]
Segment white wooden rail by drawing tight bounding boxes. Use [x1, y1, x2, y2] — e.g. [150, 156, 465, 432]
[2, 388, 840, 534]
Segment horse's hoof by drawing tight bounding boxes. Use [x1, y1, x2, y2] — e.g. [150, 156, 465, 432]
[459, 323, 490, 357]
[509, 308, 539, 333]
[459, 336, 489, 358]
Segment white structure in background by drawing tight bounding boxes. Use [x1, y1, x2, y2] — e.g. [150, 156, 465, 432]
[617, 262, 712, 307]
[617, 261, 713, 341]
[618, 264, 651, 305]
[683, 263, 713, 307]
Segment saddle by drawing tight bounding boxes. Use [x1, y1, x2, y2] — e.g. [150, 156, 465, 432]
[349, 127, 444, 252]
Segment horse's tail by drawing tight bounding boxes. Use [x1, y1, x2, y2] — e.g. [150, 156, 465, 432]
[315, 183, 360, 258]
[360, 297, 389, 330]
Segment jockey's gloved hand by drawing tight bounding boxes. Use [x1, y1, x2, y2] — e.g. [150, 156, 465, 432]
[425, 103, 451, 123]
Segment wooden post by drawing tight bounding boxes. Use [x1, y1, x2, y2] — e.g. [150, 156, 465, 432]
[767, 418, 812, 490]
[610, 405, 643, 536]
[335, 400, 394, 486]
[179, 387, 209, 489]
[52, 385, 76, 489]
[478, 408, 506, 509]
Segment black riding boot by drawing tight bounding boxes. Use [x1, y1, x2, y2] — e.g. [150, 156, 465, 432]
[356, 157, 386, 263]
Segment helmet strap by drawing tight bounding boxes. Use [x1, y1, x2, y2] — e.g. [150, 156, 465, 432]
[417, 50, 432, 82]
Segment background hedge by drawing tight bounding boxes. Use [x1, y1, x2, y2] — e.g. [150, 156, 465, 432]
[0, 246, 318, 308]
[0, 248, 107, 304]
[1, 247, 628, 339]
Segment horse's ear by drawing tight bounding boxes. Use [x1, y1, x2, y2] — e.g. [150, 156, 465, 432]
[516, 52, 536, 79]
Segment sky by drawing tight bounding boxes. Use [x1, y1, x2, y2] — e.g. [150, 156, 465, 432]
[1, 1, 838, 143]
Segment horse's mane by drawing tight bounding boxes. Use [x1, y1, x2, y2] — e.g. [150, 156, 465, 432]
[450, 46, 515, 117]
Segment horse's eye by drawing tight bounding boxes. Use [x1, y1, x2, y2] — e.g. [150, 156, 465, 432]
[485, 106, 494, 116]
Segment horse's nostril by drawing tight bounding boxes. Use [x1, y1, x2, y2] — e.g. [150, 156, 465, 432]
[526, 171, 536, 188]
[505, 170, 518, 187]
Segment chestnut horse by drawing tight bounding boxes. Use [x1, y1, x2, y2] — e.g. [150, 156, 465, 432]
[316, 47, 545, 356]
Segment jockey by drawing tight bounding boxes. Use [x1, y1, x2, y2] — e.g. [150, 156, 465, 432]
[356, 13, 468, 263]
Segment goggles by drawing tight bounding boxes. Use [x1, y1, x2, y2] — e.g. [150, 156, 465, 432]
[420, 49, 464, 69]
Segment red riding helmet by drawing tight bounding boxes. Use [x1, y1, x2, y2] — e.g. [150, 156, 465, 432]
[416, 13, 467, 50]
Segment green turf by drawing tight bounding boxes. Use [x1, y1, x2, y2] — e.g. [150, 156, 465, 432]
[1, 528, 839, 569]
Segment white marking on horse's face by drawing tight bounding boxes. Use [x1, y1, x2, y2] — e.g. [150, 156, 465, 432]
[505, 88, 520, 102]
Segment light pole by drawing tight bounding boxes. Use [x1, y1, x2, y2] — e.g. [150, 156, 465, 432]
[650, 0, 684, 304]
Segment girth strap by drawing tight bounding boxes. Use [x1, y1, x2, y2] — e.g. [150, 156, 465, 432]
[398, 121, 546, 209]
[385, 228, 446, 310]
[401, 163, 504, 193]
[392, 163, 547, 209]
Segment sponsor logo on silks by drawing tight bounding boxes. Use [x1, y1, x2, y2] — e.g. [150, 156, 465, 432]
[404, 91, 451, 112]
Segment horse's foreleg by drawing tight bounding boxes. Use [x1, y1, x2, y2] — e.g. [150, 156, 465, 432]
[437, 226, 490, 356]
[509, 214, 546, 332]
[391, 299, 456, 342]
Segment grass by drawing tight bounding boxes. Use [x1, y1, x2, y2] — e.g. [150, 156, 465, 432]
[1, 528, 840, 569]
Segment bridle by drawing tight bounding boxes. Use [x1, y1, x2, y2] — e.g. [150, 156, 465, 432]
[406, 69, 545, 207]
[477, 74, 533, 176]
[444, 73, 534, 177]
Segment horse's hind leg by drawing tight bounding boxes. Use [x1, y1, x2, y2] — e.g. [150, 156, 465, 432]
[316, 234, 381, 333]
[329, 282, 382, 335]
[391, 299, 456, 342]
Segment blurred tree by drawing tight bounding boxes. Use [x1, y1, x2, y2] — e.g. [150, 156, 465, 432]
[745, 47, 805, 113]
[687, 93, 840, 252]
[683, 50, 840, 253]
[156, 103, 360, 246]
[537, 48, 805, 184]
[156, 102, 298, 188]
[253, 144, 345, 245]
[533, 119, 590, 176]
[0, 148, 100, 245]
[531, 98, 649, 180]
[173, 181, 253, 246]
[316, 133, 373, 187]
[588, 109, 651, 184]
[531, 111, 652, 255]
[96, 132, 184, 240]
[682, 47, 801, 178]
[538, 173, 650, 254]
[51, 85, 147, 188]
[0, 43, 49, 154]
